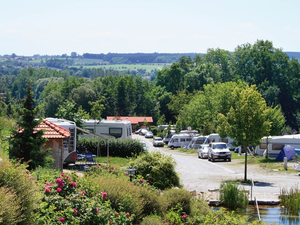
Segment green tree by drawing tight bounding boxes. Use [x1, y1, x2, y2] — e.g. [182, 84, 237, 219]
[217, 85, 271, 181]
[9, 68, 51, 170]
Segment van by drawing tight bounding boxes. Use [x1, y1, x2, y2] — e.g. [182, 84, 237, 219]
[168, 134, 195, 149]
[204, 133, 236, 151]
[163, 129, 176, 144]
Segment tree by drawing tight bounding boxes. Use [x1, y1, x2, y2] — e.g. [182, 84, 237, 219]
[9, 68, 51, 170]
[217, 85, 271, 181]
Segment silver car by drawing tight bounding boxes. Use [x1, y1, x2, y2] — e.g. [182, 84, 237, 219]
[153, 137, 164, 147]
[145, 131, 153, 138]
[208, 142, 231, 162]
[198, 144, 209, 159]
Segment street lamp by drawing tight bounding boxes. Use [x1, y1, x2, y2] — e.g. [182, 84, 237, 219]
[125, 166, 136, 182]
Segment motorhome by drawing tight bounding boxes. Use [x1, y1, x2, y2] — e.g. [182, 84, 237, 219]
[204, 133, 236, 150]
[168, 133, 195, 149]
[186, 135, 208, 149]
[256, 135, 300, 158]
[163, 129, 176, 144]
[81, 119, 132, 139]
[45, 118, 77, 165]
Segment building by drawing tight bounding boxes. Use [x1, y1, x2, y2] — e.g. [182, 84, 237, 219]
[106, 116, 153, 131]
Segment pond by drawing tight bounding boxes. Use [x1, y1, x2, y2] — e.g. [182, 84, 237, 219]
[247, 205, 300, 225]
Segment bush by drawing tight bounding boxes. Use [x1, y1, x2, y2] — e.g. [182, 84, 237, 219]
[219, 181, 248, 210]
[141, 215, 164, 225]
[162, 188, 192, 215]
[129, 151, 180, 190]
[0, 157, 41, 225]
[77, 137, 145, 157]
[280, 186, 300, 214]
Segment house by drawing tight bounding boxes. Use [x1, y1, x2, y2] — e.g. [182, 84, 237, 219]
[35, 120, 71, 170]
[106, 116, 153, 131]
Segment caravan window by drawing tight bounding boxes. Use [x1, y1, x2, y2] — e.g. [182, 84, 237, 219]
[221, 138, 228, 143]
[272, 144, 284, 150]
[196, 140, 204, 144]
[180, 138, 185, 142]
[260, 143, 267, 149]
[173, 138, 178, 143]
[109, 128, 122, 138]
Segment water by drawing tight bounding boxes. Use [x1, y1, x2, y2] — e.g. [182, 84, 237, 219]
[247, 205, 300, 225]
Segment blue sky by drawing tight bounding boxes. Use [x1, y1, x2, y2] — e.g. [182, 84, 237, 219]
[1, 0, 299, 56]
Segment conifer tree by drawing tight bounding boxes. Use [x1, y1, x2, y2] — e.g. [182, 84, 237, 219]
[9, 68, 51, 170]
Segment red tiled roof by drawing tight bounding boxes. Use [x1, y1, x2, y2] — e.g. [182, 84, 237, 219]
[106, 116, 153, 124]
[36, 120, 70, 139]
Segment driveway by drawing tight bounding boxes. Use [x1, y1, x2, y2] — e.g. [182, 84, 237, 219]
[133, 134, 300, 201]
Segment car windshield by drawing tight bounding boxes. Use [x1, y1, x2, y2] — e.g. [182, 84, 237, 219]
[212, 144, 227, 149]
[155, 138, 162, 141]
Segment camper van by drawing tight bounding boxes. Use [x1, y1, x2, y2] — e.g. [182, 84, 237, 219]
[168, 133, 195, 149]
[163, 129, 176, 144]
[204, 133, 236, 150]
[45, 118, 77, 165]
[256, 135, 300, 158]
[81, 119, 132, 139]
[186, 135, 208, 149]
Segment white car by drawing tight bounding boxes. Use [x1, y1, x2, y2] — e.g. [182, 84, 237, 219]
[153, 137, 164, 147]
[198, 144, 209, 159]
[208, 142, 231, 162]
[145, 131, 153, 138]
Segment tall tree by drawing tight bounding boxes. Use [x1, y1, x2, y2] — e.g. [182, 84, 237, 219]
[9, 68, 51, 170]
[217, 85, 271, 181]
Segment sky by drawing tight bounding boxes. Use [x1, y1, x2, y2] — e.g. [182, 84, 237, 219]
[1, 0, 299, 56]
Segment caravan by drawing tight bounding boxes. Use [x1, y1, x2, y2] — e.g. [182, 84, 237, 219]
[186, 135, 208, 149]
[81, 119, 132, 139]
[256, 135, 300, 158]
[168, 133, 195, 149]
[204, 133, 236, 150]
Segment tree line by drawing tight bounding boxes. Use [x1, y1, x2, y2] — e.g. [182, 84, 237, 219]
[0, 39, 299, 134]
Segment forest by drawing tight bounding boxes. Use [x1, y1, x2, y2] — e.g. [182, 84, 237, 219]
[1, 39, 300, 134]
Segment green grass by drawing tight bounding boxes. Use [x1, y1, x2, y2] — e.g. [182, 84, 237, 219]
[93, 156, 131, 168]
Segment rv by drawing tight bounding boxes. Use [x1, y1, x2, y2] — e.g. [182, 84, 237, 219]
[81, 119, 132, 139]
[45, 118, 77, 165]
[204, 133, 236, 150]
[256, 135, 300, 158]
[163, 129, 176, 144]
[168, 133, 195, 149]
[186, 135, 208, 149]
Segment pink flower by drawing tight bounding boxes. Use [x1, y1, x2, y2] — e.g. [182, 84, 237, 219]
[72, 182, 77, 187]
[61, 174, 65, 177]
[102, 192, 107, 198]
[213, 217, 217, 222]
[126, 212, 130, 217]
[58, 182, 64, 188]
[183, 214, 188, 219]
[124, 172, 128, 175]
[147, 182, 150, 185]
[82, 190, 86, 195]
[59, 217, 65, 223]
[57, 188, 62, 193]
[73, 208, 78, 216]
[56, 178, 63, 183]
[45, 188, 50, 193]
[139, 179, 143, 182]
[105, 166, 108, 168]
[95, 208, 99, 214]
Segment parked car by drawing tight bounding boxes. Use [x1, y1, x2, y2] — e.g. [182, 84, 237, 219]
[135, 129, 141, 134]
[208, 142, 231, 162]
[198, 144, 209, 159]
[145, 131, 153, 138]
[153, 137, 164, 147]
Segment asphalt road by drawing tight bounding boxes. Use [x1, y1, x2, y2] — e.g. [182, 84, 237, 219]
[133, 134, 300, 200]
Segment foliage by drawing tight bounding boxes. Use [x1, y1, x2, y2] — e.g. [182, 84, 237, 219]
[140, 215, 164, 225]
[162, 188, 192, 214]
[280, 186, 300, 214]
[219, 181, 248, 210]
[129, 151, 180, 190]
[9, 68, 52, 170]
[77, 137, 146, 157]
[217, 85, 271, 181]
[0, 157, 41, 225]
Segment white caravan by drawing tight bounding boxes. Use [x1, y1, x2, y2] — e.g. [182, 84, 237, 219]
[163, 129, 176, 144]
[168, 133, 195, 149]
[81, 119, 132, 139]
[186, 135, 208, 149]
[256, 135, 300, 158]
[45, 118, 77, 165]
[204, 133, 236, 150]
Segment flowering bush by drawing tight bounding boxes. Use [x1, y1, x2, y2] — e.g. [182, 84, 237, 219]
[35, 173, 133, 224]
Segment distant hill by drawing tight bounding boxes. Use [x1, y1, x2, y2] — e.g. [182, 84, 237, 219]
[285, 52, 300, 61]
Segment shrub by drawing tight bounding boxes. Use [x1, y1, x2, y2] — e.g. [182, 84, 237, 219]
[141, 215, 164, 225]
[280, 186, 300, 214]
[0, 186, 24, 224]
[0, 157, 41, 225]
[219, 181, 248, 210]
[77, 137, 145, 157]
[162, 188, 192, 215]
[129, 151, 180, 190]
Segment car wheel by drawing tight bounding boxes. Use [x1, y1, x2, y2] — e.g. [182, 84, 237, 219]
[198, 153, 201, 158]
[211, 156, 215, 162]
[171, 146, 174, 150]
[208, 156, 211, 161]
[228, 158, 231, 162]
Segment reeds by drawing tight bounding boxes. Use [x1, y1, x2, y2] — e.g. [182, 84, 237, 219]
[280, 186, 300, 214]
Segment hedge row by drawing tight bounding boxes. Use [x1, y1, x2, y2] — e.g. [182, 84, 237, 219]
[77, 137, 145, 157]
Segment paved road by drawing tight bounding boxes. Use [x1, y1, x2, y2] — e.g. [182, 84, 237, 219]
[134, 134, 300, 200]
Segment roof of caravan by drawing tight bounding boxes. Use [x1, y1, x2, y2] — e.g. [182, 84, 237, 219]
[106, 116, 153, 124]
[83, 119, 131, 125]
[45, 117, 76, 126]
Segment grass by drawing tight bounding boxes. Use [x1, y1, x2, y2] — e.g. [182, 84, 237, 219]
[86, 156, 131, 168]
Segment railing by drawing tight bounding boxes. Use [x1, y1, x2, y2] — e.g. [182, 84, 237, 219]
[250, 177, 261, 222]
